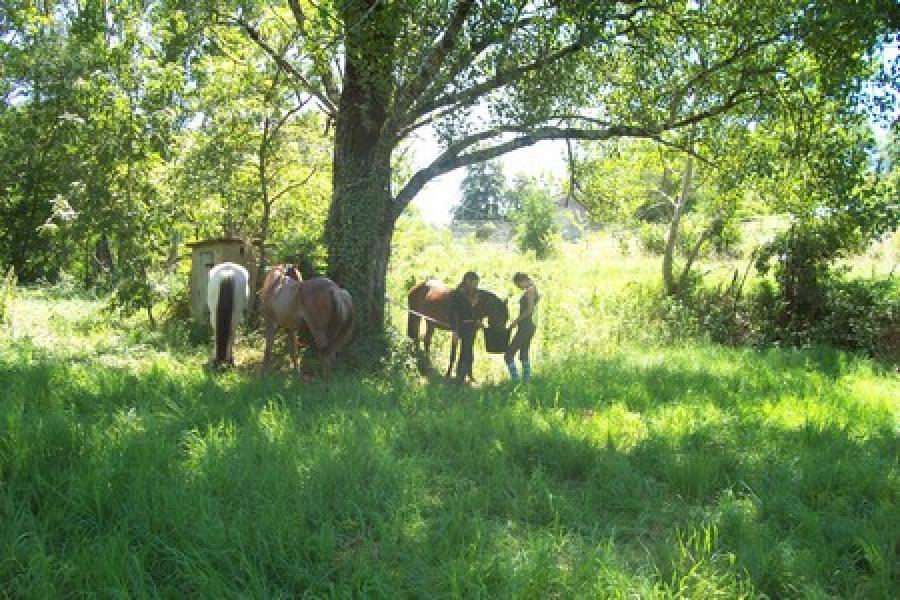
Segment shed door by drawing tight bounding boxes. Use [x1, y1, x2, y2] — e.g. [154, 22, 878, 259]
[192, 251, 215, 321]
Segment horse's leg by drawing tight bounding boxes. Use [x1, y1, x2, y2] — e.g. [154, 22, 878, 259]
[304, 325, 331, 380]
[424, 323, 434, 358]
[227, 316, 237, 367]
[322, 350, 334, 381]
[446, 333, 458, 378]
[263, 321, 276, 372]
[407, 312, 421, 351]
[287, 330, 299, 374]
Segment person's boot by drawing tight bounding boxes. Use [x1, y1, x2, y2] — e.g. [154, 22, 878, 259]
[522, 361, 531, 383]
[506, 362, 519, 381]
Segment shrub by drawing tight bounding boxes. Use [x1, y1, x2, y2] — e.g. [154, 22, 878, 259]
[275, 231, 328, 277]
[474, 222, 497, 241]
[0, 266, 16, 325]
[678, 274, 899, 363]
[512, 186, 559, 259]
[817, 277, 899, 363]
[636, 222, 667, 255]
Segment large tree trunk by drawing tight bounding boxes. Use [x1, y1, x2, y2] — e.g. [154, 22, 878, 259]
[327, 133, 394, 340]
[327, 29, 395, 343]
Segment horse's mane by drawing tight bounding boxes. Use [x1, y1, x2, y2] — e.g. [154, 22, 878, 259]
[260, 264, 302, 302]
[476, 288, 502, 303]
[475, 288, 508, 323]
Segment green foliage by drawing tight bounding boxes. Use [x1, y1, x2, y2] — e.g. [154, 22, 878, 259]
[274, 230, 328, 278]
[454, 161, 511, 221]
[622, 264, 900, 364]
[511, 178, 559, 259]
[0, 267, 16, 326]
[744, 274, 900, 363]
[636, 222, 669, 255]
[634, 216, 742, 259]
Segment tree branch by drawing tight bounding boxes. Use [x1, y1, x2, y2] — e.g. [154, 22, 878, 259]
[271, 168, 320, 204]
[392, 123, 662, 219]
[232, 15, 337, 116]
[393, 80, 751, 220]
[411, 38, 587, 121]
[395, 0, 476, 114]
[286, 0, 340, 104]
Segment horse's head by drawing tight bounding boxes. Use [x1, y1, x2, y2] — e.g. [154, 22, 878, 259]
[476, 289, 509, 329]
[285, 265, 301, 281]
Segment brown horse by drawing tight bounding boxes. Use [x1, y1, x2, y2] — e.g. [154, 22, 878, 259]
[407, 280, 509, 376]
[259, 265, 354, 379]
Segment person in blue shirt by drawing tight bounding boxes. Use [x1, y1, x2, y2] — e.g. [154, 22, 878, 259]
[505, 272, 539, 382]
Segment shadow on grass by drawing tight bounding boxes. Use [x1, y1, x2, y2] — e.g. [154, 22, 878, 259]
[0, 337, 896, 597]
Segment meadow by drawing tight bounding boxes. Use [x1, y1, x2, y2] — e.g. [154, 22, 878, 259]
[1, 224, 898, 598]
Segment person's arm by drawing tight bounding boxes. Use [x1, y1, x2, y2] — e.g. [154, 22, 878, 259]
[509, 287, 536, 329]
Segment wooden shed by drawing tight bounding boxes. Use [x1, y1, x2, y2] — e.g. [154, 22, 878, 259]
[186, 238, 257, 323]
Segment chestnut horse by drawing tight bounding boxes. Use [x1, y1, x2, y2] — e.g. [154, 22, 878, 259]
[259, 265, 354, 378]
[407, 279, 509, 376]
[207, 262, 250, 369]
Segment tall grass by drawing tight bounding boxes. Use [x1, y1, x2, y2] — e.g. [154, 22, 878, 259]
[1, 228, 898, 597]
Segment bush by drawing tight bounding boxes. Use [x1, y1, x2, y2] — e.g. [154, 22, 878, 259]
[512, 186, 559, 259]
[275, 231, 327, 277]
[637, 217, 743, 259]
[0, 266, 16, 325]
[474, 222, 497, 241]
[677, 274, 899, 363]
[636, 222, 667, 255]
[817, 277, 899, 363]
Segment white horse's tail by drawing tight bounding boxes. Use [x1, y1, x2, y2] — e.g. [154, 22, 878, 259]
[215, 274, 235, 364]
[208, 262, 250, 367]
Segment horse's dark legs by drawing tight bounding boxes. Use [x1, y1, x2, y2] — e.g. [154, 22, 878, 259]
[227, 319, 237, 366]
[446, 333, 458, 378]
[322, 350, 335, 381]
[407, 313, 421, 351]
[287, 330, 299, 373]
[424, 323, 434, 357]
[262, 321, 277, 372]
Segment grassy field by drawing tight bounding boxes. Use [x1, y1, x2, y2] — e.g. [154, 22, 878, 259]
[1, 229, 898, 598]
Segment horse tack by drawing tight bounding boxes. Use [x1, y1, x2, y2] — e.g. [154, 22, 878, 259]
[405, 307, 451, 329]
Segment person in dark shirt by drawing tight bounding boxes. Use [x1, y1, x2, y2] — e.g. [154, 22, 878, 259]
[505, 272, 539, 382]
[449, 271, 480, 384]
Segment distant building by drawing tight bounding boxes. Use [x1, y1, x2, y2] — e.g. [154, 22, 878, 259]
[450, 194, 596, 243]
[554, 194, 593, 242]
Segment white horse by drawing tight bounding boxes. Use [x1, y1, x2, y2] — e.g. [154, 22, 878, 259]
[207, 262, 250, 369]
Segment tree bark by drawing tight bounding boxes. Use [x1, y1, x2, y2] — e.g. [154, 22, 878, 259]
[327, 10, 396, 342]
[663, 154, 693, 296]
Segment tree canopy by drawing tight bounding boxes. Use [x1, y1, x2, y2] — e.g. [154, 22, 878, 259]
[1, 0, 897, 347]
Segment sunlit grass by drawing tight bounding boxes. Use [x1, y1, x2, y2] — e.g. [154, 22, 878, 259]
[1, 280, 897, 596]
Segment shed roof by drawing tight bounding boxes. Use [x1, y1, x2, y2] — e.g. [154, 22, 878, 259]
[185, 238, 247, 248]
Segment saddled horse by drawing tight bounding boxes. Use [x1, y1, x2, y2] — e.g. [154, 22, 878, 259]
[207, 262, 250, 369]
[407, 279, 509, 376]
[259, 265, 354, 379]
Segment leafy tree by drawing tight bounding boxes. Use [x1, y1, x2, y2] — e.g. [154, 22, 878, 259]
[213, 0, 898, 348]
[510, 176, 559, 259]
[454, 161, 509, 221]
[754, 110, 899, 332]
[0, 0, 186, 304]
[169, 23, 332, 303]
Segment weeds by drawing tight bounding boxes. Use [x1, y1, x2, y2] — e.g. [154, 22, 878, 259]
[1, 286, 897, 597]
